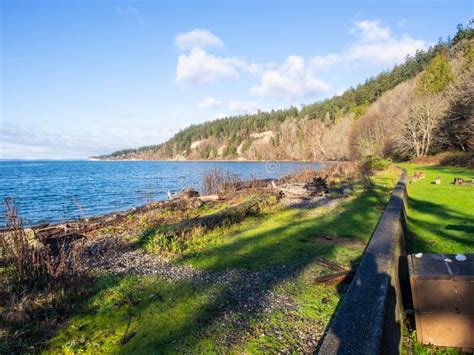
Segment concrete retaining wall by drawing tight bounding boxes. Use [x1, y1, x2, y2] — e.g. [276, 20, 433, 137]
[319, 169, 408, 354]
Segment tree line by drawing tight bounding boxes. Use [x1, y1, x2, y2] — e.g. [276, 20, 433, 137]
[101, 22, 473, 160]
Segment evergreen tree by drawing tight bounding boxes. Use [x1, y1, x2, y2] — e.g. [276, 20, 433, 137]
[416, 53, 453, 94]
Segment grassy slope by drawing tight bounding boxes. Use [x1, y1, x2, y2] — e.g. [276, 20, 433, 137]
[399, 163, 474, 254]
[47, 171, 399, 353]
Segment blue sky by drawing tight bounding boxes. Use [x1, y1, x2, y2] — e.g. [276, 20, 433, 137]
[1, 0, 472, 159]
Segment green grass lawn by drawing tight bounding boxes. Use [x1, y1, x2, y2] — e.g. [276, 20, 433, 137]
[399, 163, 474, 254]
[45, 171, 399, 353]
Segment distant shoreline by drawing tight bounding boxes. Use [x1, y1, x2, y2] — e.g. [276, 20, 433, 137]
[1, 159, 334, 163]
[90, 158, 341, 164]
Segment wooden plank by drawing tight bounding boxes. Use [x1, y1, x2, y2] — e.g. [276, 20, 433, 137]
[316, 257, 348, 272]
[314, 271, 355, 284]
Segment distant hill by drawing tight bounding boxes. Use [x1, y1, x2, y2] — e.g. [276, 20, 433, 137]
[97, 25, 473, 162]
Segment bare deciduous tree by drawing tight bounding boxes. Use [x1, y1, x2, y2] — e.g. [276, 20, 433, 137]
[304, 118, 327, 160]
[350, 78, 417, 159]
[396, 95, 449, 158]
[351, 111, 388, 158]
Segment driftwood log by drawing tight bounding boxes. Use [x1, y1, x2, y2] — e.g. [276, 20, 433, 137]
[34, 226, 84, 255]
[274, 175, 328, 199]
[304, 176, 329, 195]
[164, 200, 260, 240]
[277, 184, 311, 198]
[232, 178, 275, 190]
[174, 188, 200, 199]
[198, 194, 220, 202]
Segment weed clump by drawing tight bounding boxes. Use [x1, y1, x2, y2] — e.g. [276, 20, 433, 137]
[0, 198, 84, 290]
[202, 169, 241, 195]
[0, 198, 87, 353]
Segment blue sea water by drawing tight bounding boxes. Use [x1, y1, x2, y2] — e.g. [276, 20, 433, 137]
[0, 160, 322, 227]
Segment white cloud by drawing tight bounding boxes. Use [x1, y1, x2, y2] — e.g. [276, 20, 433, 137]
[197, 97, 222, 110]
[348, 36, 425, 65]
[176, 48, 259, 85]
[177, 48, 239, 84]
[347, 19, 426, 65]
[173, 29, 265, 85]
[229, 100, 265, 114]
[251, 56, 330, 99]
[352, 20, 391, 42]
[174, 29, 223, 51]
[175, 20, 426, 95]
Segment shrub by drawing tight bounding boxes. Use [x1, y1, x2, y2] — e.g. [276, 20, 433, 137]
[202, 169, 241, 195]
[362, 155, 392, 173]
[144, 230, 182, 254]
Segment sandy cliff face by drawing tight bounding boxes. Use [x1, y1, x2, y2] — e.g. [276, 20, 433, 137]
[102, 114, 370, 161]
[163, 117, 354, 161]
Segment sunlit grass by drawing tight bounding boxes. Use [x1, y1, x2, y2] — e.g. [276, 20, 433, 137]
[399, 163, 474, 254]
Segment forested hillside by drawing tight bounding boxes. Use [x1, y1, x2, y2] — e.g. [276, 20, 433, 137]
[98, 24, 474, 162]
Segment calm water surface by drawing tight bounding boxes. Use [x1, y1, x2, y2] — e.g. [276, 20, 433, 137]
[0, 160, 322, 226]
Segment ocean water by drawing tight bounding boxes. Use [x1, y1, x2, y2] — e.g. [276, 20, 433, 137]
[0, 160, 322, 227]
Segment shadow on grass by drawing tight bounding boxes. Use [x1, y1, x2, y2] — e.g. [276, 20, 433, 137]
[48, 181, 394, 353]
[445, 224, 474, 233]
[406, 196, 474, 253]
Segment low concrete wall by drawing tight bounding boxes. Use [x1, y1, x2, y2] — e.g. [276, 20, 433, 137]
[319, 169, 408, 354]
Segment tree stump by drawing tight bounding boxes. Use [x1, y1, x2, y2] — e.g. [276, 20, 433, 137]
[413, 171, 425, 180]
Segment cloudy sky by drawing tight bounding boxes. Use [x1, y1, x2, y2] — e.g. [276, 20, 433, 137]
[1, 0, 472, 159]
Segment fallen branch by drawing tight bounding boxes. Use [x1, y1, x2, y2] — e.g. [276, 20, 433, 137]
[315, 257, 348, 272]
[232, 178, 274, 190]
[314, 271, 355, 284]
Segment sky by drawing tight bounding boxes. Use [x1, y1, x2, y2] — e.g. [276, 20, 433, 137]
[1, 0, 472, 159]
